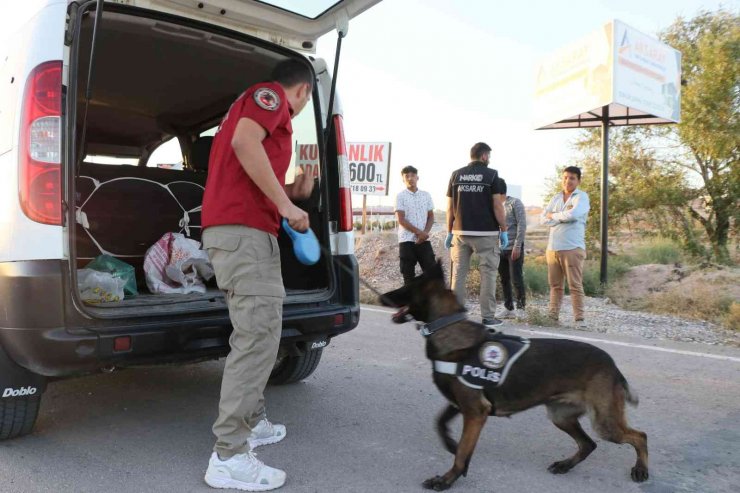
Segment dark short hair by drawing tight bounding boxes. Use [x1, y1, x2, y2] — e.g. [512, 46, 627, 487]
[401, 165, 418, 175]
[271, 59, 314, 89]
[498, 178, 507, 195]
[563, 166, 582, 180]
[470, 142, 492, 160]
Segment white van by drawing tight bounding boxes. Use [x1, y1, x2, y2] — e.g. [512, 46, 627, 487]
[0, 0, 379, 439]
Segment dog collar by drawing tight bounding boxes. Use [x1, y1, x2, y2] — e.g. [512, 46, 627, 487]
[419, 312, 468, 337]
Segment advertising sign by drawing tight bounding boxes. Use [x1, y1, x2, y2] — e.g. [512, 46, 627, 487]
[533, 23, 614, 129]
[295, 142, 392, 196]
[534, 20, 681, 129]
[612, 20, 681, 122]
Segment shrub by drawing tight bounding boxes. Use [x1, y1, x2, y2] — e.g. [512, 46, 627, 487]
[523, 259, 549, 295]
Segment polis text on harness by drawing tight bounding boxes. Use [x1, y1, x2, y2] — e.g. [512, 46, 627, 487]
[433, 332, 530, 388]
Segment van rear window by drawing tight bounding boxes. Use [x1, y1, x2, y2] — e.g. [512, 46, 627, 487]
[85, 155, 138, 166]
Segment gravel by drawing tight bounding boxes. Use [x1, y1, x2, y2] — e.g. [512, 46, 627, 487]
[355, 231, 740, 348]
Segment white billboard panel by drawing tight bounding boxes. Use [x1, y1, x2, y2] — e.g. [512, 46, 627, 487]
[533, 23, 614, 129]
[534, 20, 681, 129]
[613, 20, 681, 123]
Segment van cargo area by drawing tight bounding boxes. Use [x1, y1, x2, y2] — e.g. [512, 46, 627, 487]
[69, 7, 332, 317]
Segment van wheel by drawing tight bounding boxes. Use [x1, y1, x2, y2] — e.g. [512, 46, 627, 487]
[269, 348, 323, 385]
[0, 395, 41, 440]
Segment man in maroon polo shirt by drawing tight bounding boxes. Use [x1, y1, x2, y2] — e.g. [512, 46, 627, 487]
[202, 59, 314, 491]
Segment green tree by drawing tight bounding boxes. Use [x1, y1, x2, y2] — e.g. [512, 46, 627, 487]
[659, 10, 740, 263]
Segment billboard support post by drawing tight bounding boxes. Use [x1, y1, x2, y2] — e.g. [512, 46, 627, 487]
[361, 194, 367, 234]
[600, 105, 610, 285]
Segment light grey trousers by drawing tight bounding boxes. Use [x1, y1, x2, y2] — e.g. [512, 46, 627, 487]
[450, 234, 501, 320]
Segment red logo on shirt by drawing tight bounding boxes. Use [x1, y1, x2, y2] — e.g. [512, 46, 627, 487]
[254, 88, 280, 111]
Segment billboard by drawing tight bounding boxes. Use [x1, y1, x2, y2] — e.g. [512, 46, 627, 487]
[534, 23, 614, 129]
[295, 142, 392, 196]
[613, 20, 681, 122]
[534, 20, 681, 129]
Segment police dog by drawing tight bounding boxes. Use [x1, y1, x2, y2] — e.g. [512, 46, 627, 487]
[380, 261, 648, 490]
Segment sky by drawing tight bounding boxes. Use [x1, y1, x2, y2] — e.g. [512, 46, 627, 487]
[1, 0, 734, 209]
[312, 0, 734, 209]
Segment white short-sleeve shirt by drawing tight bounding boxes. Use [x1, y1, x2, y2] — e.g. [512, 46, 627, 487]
[395, 189, 434, 243]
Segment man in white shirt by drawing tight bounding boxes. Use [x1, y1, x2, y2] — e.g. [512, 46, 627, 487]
[540, 166, 591, 327]
[395, 166, 436, 285]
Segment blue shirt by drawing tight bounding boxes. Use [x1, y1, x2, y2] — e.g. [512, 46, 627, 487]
[540, 188, 590, 251]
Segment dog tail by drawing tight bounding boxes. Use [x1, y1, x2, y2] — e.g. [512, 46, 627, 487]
[618, 372, 639, 407]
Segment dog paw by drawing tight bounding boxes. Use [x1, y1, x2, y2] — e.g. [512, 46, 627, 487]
[547, 460, 574, 474]
[422, 476, 451, 491]
[631, 465, 649, 482]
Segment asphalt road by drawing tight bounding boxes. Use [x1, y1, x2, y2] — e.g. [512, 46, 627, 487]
[1, 306, 739, 493]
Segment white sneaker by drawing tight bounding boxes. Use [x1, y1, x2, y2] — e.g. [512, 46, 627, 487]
[205, 451, 286, 491]
[496, 308, 516, 319]
[248, 419, 286, 449]
[574, 319, 588, 329]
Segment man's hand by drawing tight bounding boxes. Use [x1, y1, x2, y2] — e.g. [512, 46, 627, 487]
[546, 212, 554, 220]
[444, 232, 453, 250]
[285, 170, 315, 201]
[499, 231, 509, 250]
[511, 246, 521, 261]
[280, 203, 309, 232]
[416, 231, 429, 244]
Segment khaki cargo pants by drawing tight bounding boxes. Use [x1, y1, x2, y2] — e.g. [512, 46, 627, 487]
[202, 225, 285, 459]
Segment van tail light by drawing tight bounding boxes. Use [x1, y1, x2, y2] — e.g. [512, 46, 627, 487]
[334, 114, 353, 232]
[19, 60, 63, 225]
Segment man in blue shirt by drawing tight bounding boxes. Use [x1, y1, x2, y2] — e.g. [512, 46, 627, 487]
[540, 166, 590, 327]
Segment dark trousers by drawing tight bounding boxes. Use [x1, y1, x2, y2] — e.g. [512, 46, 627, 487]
[399, 241, 436, 285]
[498, 248, 525, 310]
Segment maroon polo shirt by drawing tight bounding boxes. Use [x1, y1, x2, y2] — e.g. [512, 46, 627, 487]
[201, 82, 293, 236]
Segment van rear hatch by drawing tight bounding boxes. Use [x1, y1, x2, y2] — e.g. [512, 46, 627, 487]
[65, 0, 379, 319]
[120, 0, 381, 51]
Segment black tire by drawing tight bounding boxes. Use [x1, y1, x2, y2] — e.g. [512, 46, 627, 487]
[0, 395, 41, 440]
[269, 348, 323, 385]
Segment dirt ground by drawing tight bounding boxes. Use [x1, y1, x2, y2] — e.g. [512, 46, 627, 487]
[355, 230, 740, 347]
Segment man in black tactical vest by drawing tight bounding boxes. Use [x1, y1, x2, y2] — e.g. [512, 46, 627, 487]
[444, 143, 509, 328]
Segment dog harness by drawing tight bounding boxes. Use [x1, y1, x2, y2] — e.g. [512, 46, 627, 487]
[431, 328, 530, 389]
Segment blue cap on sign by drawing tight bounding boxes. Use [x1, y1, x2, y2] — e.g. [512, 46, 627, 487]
[282, 218, 320, 265]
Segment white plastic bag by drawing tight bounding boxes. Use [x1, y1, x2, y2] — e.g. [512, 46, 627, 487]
[77, 268, 126, 303]
[144, 232, 214, 294]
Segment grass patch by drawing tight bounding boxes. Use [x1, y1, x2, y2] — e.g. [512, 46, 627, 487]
[360, 287, 382, 306]
[525, 305, 558, 327]
[628, 237, 684, 265]
[724, 302, 740, 331]
[645, 284, 736, 328]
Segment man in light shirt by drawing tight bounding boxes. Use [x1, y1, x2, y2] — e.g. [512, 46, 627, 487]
[395, 166, 436, 285]
[541, 166, 590, 327]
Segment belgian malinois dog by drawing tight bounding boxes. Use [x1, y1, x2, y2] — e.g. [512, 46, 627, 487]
[380, 261, 648, 490]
